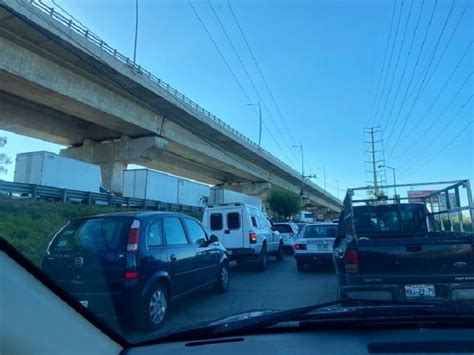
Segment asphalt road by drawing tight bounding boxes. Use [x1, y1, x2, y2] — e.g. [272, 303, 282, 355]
[127, 253, 339, 342]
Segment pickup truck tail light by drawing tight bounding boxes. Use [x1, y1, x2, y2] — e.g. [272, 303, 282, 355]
[249, 232, 257, 244]
[345, 249, 359, 273]
[294, 243, 307, 250]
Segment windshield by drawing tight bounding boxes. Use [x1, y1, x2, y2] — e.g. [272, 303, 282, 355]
[49, 218, 130, 253]
[0, 0, 473, 348]
[274, 224, 293, 233]
[353, 204, 429, 235]
[302, 225, 337, 238]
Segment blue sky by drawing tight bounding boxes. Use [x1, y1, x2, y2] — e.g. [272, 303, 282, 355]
[1, 0, 472, 197]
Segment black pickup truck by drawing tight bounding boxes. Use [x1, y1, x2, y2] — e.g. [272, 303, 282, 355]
[333, 180, 474, 302]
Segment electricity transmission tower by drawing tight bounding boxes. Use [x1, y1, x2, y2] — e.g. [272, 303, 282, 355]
[364, 127, 387, 195]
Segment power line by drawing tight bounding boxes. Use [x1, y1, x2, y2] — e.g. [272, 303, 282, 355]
[370, 0, 405, 127]
[418, 0, 471, 95]
[207, 0, 301, 165]
[365, 0, 398, 127]
[187, 1, 251, 105]
[399, 119, 473, 180]
[375, 0, 415, 127]
[396, 41, 473, 148]
[384, 0, 439, 145]
[187, 0, 297, 168]
[386, 0, 456, 159]
[380, 0, 425, 133]
[392, 70, 473, 162]
[226, 0, 299, 146]
[398, 93, 473, 174]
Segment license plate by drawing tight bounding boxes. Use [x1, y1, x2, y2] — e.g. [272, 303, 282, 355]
[404, 285, 435, 298]
[79, 300, 89, 308]
[307, 241, 331, 252]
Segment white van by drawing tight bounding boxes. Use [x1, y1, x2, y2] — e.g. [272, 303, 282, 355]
[202, 203, 284, 270]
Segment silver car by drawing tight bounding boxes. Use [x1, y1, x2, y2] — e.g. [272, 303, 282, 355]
[294, 223, 338, 271]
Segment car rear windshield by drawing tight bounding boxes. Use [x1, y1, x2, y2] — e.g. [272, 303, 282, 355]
[303, 225, 337, 238]
[274, 224, 292, 233]
[49, 218, 131, 253]
[353, 204, 428, 235]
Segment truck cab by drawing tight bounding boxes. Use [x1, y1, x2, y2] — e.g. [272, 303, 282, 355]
[202, 203, 283, 270]
[334, 180, 474, 301]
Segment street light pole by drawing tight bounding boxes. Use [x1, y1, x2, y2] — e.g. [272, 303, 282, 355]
[379, 165, 397, 197]
[133, 0, 139, 63]
[318, 166, 326, 190]
[293, 143, 304, 206]
[248, 102, 262, 146]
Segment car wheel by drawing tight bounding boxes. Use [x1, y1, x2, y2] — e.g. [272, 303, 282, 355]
[296, 260, 305, 272]
[257, 244, 268, 271]
[214, 263, 230, 293]
[275, 242, 284, 262]
[142, 283, 169, 330]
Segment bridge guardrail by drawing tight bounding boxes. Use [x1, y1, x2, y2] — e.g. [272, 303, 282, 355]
[24, 0, 295, 173]
[0, 180, 204, 214]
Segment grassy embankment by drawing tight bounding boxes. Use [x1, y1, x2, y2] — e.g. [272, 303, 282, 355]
[0, 197, 202, 267]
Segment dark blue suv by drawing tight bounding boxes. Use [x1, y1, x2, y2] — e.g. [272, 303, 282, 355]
[41, 211, 230, 330]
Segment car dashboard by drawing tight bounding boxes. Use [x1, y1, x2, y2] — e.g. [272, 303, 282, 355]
[125, 328, 474, 354]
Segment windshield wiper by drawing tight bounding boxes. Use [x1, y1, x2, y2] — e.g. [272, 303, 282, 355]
[146, 298, 455, 344]
[209, 298, 462, 335]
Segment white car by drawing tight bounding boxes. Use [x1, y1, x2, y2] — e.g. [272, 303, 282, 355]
[273, 223, 299, 251]
[294, 223, 338, 271]
[202, 203, 284, 270]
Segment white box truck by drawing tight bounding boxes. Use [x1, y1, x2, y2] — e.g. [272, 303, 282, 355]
[209, 187, 262, 208]
[122, 169, 210, 207]
[178, 179, 210, 207]
[14, 151, 101, 192]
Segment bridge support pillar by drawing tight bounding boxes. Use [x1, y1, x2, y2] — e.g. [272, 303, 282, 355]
[60, 136, 168, 194]
[99, 161, 128, 194]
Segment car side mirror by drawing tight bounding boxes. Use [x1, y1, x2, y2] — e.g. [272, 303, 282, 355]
[271, 226, 277, 231]
[209, 234, 219, 243]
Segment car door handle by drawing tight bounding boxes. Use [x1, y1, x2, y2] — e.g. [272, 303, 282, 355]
[170, 254, 177, 261]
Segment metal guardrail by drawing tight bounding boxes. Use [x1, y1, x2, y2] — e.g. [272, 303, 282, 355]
[0, 180, 204, 214]
[22, 0, 296, 174]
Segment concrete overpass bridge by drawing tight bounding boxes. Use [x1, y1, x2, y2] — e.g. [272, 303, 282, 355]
[0, 0, 342, 216]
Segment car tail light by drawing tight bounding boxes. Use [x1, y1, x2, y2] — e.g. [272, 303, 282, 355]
[125, 272, 139, 279]
[127, 219, 140, 252]
[249, 232, 257, 244]
[294, 243, 307, 250]
[345, 249, 359, 273]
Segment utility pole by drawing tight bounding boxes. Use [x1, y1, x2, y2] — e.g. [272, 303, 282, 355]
[248, 102, 262, 146]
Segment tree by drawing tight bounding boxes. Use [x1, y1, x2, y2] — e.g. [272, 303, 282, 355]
[268, 188, 300, 218]
[0, 137, 11, 174]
